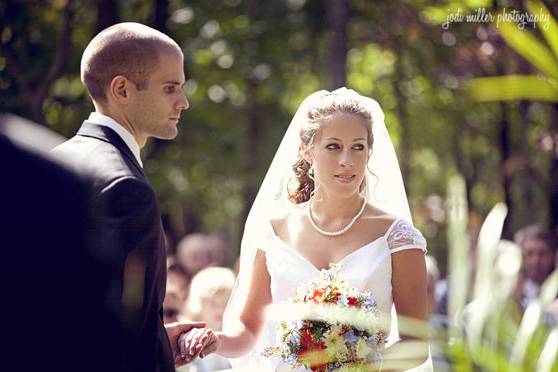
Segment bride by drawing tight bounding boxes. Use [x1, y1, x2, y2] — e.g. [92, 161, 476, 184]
[180, 88, 431, 371]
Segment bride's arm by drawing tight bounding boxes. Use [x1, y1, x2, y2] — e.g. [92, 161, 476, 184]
[382, 249, 429, 371]
[214, 249, 272, 358]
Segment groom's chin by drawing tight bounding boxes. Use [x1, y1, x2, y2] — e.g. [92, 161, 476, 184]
[155, 127, 179, 140]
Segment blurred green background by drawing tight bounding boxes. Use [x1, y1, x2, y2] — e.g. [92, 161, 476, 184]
[1, 0, 557, 275]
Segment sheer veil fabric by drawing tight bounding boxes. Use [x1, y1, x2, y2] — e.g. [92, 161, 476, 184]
[222, 87, 417, 368]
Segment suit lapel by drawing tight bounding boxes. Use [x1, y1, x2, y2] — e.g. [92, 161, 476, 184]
[77, 121, 144, 175]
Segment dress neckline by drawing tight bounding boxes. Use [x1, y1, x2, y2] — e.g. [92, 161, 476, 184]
[269, 218, 400, 272]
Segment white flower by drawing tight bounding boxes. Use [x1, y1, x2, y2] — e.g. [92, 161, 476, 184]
[356, 338, 372, 359]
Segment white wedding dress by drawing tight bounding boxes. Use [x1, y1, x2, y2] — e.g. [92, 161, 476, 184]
[234, 217, 433, 371]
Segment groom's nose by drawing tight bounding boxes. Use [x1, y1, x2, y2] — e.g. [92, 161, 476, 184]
[177, 92, 189, 110]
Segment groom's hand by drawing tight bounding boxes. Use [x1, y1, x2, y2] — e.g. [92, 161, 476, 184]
[164, 321, 206, 367]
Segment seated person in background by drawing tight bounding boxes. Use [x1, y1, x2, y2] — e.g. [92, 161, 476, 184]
[176, 233, 214, 277]
[514, 225, 557, 308]
[179, 267, 236, 372]
[163, 282, 183, 324]
[206, 233, 230, 268]
[167, 256, 191, 302]
[425, 255, 440, 317]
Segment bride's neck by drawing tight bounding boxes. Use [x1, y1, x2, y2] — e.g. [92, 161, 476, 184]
[309, 192, 364, 222]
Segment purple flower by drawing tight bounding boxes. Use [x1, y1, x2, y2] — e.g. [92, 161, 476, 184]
[286, 331, 300, 345]
[342, 330, 359, 343]
[284, 353, 297, 364]
[365, 336, 377, 347]
[337, 295, 348, 306]
[363, 293, 376, 311]
[289, 320, 304, 330]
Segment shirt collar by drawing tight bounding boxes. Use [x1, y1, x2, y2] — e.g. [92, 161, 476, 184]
[88, 112, 143, 167]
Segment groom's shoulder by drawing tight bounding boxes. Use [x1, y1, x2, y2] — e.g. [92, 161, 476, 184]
[53, 135, 140, 188]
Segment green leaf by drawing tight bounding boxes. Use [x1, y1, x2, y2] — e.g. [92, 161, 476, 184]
[538, 269, 558, 307]
[526, 0, 558, 60]
[447, 174, 470, 339]
[496, 17, 558, 80]
[467, 75, 558, 102]
[473, 203, 507, 300]
[536, 328, 558, 372]
[510, 301, 544, 366]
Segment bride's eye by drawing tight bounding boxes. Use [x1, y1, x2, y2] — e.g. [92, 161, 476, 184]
[326, 143, 340, 150]
[352, 144, 365, 151]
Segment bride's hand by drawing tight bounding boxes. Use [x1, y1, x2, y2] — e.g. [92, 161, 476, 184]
[178, 327, 216, 360]
[199, 331, 220, 358]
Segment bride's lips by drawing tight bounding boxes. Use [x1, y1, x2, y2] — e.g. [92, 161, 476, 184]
[334, 173, 356, 184]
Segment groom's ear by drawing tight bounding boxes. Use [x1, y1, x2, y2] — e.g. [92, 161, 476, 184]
[109, 75, 130, 104]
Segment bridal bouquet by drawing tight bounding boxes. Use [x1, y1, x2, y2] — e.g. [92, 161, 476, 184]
[263, 265, 388, 371]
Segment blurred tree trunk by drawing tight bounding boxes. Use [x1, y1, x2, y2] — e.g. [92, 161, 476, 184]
[96, 0, 119, 32]
[325, 0, 348, 89]
[499, 102, 513, 239]
[549, 103, 558, 235]
[237, 0, 263, 256]
[393, 43, 411, 185]
[152, 0, 168, 33]
[453, 125, 477, 213]
[517, 100, 533, 226]
[1, 0, 74, 123]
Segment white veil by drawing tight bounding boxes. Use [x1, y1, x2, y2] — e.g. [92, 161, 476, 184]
[222, 87, 412, 361]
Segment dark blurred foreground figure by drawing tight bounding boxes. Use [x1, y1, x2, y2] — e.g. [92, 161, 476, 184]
[0, 114, 120, 372]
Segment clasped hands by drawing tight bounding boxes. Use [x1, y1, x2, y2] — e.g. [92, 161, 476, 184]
[166, 321, 219, 366]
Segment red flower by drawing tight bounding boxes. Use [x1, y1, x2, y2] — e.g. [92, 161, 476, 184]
[299, 329, 326, 352]
[348, 296, 359, 305]
[311, 364, 327, 372]
[300, 329, 315, 349]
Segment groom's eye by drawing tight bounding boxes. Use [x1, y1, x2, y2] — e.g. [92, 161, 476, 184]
[164, 86, 176, 94]
[326, 143, 340, 150]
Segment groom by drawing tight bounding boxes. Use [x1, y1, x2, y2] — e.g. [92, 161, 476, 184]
[53, 23, 207, 371]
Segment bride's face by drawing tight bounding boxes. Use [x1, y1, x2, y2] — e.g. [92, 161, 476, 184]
[306, 112, 371, 197]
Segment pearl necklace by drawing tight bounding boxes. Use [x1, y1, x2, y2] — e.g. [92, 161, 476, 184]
[307, 197, 367, 237]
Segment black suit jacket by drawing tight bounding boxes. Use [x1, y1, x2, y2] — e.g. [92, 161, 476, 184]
[52, 121, 173, 372]
[0, 120, 120, 372]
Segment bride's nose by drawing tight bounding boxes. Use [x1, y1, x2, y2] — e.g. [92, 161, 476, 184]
[339, 153, 354, 168]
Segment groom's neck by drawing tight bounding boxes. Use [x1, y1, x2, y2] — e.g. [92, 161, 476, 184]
[91, 102, 146, 148]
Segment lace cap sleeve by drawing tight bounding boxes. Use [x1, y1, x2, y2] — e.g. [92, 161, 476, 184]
[386, 219, 427, 254]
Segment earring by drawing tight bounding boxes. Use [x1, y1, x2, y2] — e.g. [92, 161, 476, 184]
[308, 164, 315, 181]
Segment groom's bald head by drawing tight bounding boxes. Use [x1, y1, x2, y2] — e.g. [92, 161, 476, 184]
[81, 22, 183, 103]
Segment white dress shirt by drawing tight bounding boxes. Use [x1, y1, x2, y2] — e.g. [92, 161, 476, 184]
[87, 112, 143, 167]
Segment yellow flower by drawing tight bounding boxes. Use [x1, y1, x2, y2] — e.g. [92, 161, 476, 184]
[356, 338, 372, 359]
[324, 329, 348, 360]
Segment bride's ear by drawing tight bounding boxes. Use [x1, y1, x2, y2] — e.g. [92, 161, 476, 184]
[300, 143, 312, 164]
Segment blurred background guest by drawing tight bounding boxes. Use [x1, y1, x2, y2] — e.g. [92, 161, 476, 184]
[178, 266, 236, 372]
[514, 224, 557, 309]
[167, 256, 191, 303]
[206, 232, 231, 268]
[176, 233, 214, 277]
[163, 281, 183, 324]
[425, 255, 441, 318]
